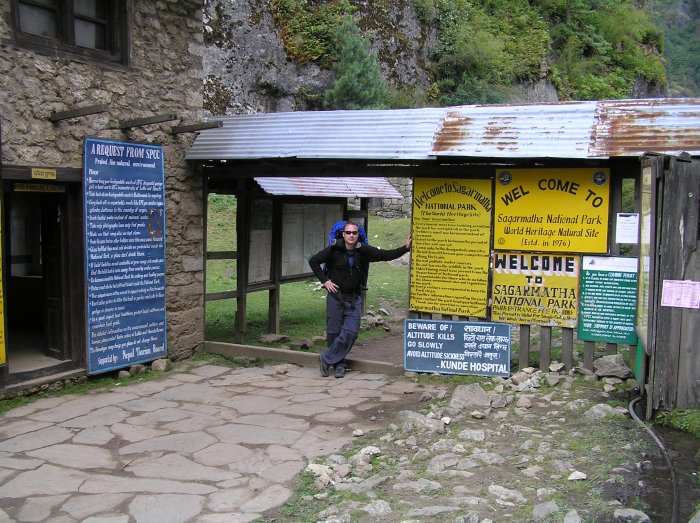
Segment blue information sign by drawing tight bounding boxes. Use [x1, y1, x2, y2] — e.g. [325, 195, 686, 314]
[404, 319, 511, 377]
[84, 139, 167, 374]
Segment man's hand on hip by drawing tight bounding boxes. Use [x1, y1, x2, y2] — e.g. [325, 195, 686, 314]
[323, 280, 339, 293]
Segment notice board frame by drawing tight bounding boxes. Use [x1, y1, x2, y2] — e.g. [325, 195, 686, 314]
[83, 138, 167, 374]
[404, 319, 511, 377]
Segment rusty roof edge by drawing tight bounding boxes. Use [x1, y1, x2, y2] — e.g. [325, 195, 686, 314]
[190, 99, 700, 161]
[590, 98, 700, 157]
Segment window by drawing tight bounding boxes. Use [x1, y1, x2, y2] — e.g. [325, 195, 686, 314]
[12, 0, 130, 65]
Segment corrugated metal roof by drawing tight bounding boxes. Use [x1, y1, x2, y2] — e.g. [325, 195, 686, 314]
[254, 177, 402, 198]
[434, 98, 700, 158]
[187, 108, 446, 161]
[187, 98, 700, 161]
[432, 101, 597, 158]
[590, 98, 700, 157]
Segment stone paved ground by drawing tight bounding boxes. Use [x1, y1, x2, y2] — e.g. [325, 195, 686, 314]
[267, 369, 662, 523]
[266, 355, 700, 523]
[1, 355, 698, 523]
[0, 361, 423, 522]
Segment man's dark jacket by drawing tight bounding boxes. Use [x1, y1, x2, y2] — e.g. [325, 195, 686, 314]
[309, 240, 409, 295]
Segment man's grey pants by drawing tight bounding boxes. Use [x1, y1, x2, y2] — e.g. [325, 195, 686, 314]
[321, 292, 362, 370]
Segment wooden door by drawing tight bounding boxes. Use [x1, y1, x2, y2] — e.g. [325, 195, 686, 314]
[41, 194, 67, 360]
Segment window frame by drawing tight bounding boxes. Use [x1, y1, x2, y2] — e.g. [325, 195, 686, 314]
[10, 0, 131, 67]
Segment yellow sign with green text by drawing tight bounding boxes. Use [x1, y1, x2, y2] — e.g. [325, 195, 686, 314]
[410, 178, 492, 317]
[491, 252, 580, 327]
[494, 168, 609, 253]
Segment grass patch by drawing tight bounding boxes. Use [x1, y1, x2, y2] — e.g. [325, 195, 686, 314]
[206, 281, 328, 345]
[271, 472, 321, 522]
[207, 193, 237, 251]
[654, 408, 700, 439]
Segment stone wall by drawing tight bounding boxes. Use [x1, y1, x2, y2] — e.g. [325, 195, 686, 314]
[372, 177, 413, 218]
[0, 0, 206, 361]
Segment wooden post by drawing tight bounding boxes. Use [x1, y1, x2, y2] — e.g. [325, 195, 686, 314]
[268, 200, 282, 334]
[268, 289, 279, 334]
[562, 327, 574, 370]
[519, 324, 530, 370]
[203, 175, 209, 338]
[609, 174, 623, 255]
[234, 179, 248, 344]
[172, 120, 222, 134]
[584, 341, 595, 370]
[627, 343, 636, 376]
[540, 326, 551, 370]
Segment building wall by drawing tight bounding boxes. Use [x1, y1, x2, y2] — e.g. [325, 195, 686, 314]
[0, 0, 206, 360]
[377, 177, 412, 218]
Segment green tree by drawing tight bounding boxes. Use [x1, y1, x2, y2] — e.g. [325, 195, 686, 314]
[323, 15, 387, 110]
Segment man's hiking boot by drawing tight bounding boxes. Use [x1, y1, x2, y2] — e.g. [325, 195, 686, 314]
[319, 355, 330, 377]
[334, 366, 346, 379]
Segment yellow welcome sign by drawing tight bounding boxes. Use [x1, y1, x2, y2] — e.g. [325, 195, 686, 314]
[410, 178, 492, 317]
[494, 168, 609, 253]
[491, 252, 580, 327]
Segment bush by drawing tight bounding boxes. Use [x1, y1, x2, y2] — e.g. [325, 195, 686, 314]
[428, 0, 550, 104]
[272, 0, 352, 66]
[439, 76, 510, 105]
[323, 15, 388, 110]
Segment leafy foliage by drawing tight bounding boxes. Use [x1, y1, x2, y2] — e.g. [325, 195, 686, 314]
[651, 0, 700, 96]
[323, 15, 388, 109]
[423, 0, 666, 103]
[417, 0, 551, 104]
[545, 0, 667, 100]
[274, 0, 673, 105]
[654, 408, 700, 438]
[272, 0, 352, 66]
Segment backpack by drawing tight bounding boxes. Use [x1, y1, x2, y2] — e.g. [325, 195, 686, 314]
[323, 220, 370, 288]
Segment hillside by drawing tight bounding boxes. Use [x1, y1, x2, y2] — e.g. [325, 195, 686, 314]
[203, 0, 680, 115]
[653, 0, 700, 97]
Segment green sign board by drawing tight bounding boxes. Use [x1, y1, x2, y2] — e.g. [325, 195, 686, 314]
[578, 256, 638, 344]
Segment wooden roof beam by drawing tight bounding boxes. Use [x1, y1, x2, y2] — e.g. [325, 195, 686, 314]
[119, 114, 178, 129]
[49, 104, 109, 122]
[172, 121, 223, 134]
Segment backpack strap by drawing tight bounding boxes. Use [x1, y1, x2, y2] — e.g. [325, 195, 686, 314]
[355, 243, 369, 289]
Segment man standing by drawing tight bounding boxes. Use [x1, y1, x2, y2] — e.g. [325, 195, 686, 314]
[309, 221, 412, 378]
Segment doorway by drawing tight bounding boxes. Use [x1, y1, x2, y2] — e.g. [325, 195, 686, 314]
[3, 185, 76, 378]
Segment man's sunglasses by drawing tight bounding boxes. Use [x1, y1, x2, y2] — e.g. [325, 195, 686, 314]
[343, 230, 359, 235]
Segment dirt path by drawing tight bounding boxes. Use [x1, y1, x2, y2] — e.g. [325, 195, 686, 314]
[352, 331, 405, 367]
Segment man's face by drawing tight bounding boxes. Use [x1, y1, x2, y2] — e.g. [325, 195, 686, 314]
[343, 226, 359, 247]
